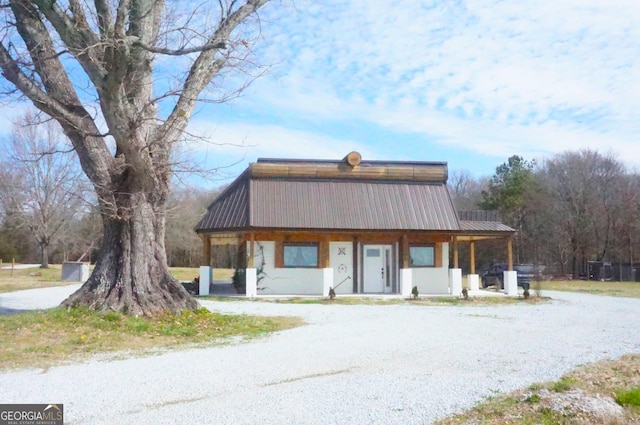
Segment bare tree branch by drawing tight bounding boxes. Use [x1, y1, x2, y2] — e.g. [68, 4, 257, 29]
[131, 37, 227, 55]
[33, 0, 107, 86]
[159, 0, 268, 147]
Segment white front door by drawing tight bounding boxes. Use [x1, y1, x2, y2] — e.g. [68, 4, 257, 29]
[363, 244, 393, 293]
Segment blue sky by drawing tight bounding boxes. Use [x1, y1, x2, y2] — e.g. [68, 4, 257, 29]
[185, 0, 640, 184]
[1, 0, 638, 187]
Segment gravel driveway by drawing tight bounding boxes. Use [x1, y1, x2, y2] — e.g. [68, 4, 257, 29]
[1, 289, 639, 424]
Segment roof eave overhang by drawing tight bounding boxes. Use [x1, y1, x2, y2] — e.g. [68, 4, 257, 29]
[197, 227, 513, 236]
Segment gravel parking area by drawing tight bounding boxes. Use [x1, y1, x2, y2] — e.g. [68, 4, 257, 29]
[1, 290, 639, 424]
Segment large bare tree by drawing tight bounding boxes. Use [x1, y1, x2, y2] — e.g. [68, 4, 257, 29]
[0, 113, 86, 268]
[542, 150, 625, 278]
[0, 0, 270, 315]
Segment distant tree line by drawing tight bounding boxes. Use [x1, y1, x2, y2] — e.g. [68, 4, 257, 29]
[451, 151, 640, 279]
[0, 113, 221, 268]
[2, 115, 637, 277]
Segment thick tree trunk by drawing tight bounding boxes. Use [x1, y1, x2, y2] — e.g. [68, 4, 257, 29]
[40, 243, 49, 269]
[62, 194, 198, 316]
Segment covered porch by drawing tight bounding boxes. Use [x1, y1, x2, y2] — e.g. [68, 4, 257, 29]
[197, 228, 519, 297]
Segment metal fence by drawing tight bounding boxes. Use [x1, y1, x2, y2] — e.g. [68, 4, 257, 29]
[587, 261, 639, 282]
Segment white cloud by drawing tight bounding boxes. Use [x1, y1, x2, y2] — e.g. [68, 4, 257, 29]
[185, 119, 376, 163]
[234, 0, 640, 169]
[3, 0, 637, 179]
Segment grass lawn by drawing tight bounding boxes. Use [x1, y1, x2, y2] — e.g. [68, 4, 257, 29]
[436, 354, 640, 425]
[169, 267, 234, 281]
[0, 266, 231, 294]
[0, 306, 303, 370]
[537, 280, 640, 298]
[0, 265, 72, 293]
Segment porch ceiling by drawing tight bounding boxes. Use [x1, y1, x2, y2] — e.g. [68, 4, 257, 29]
[455, 234, 512, 242]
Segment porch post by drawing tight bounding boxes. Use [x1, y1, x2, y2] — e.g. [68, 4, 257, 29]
[450, 236, 462, 295]
[199, 234, 211, 296]
[468, 240, 479, 291]
[400, 269, 413, 297]
[246, 267, 257, 298]
[245, 232, 256, 297]
[248, 232, 255, 268]
[199, 266, 211, 296]
[201, 234, 211, 266]
[449, 268, 462, 296]
[400, 234, 412, 297]
[503, 270, 518, 295]
[353, 238, 359, 293]
[321, 237, 333, 297]
[322, 267, 333, 297]
[453, 236, 459, 269]
[401, 234, 409, 268]
[469, 241, 476, 274]
[504, 238, 517, 295]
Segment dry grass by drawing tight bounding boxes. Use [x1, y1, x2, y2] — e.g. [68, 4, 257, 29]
[436, 354, 640, 425]
[538, 280, 640, 298]
[0, 265, 72, 293]
[0, 306, 303, 370]
[169, 267, 234, 282]
[0, 265, 234, 293]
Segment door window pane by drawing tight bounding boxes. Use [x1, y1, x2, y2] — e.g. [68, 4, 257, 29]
[366, 249, 381, 257]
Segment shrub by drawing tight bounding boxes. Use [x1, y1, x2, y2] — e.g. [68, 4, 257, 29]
[411, 286, 419, 299]
[615, 387, 640, 407]
[551, 376, 576, 392]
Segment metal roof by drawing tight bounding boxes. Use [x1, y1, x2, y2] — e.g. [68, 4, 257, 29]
[195, 176, 249, 230]
[195, 156, 513, 235]
[248, 180, 460, 230]
[460, 220, 515, 232]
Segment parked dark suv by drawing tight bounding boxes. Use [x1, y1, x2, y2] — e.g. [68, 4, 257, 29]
[481, 263, 535, 290]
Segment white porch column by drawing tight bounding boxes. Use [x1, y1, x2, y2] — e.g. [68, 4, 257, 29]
[449, 268, 462, 296]
[468, 274, 480, 291]
[246, 268, 257, 298]
[322, 268, 334, 297]
[199, 266, 211, 296]
[504, 270, 518, 295]
[400, 268, 413, 297]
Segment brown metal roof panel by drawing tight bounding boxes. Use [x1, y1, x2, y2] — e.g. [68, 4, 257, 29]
[436, 185, 461, 229]
[251, 180, 460, 230]
[195, 178, 249, 231]
[460, 221, 515, 232]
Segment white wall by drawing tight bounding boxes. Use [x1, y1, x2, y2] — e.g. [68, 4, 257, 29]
[411, 242, 450, 294]
[250, 241, 324, 295]
[246, 240, 450, 295]
[329, 242, 354, 294]
[412, 268, 450, 294]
